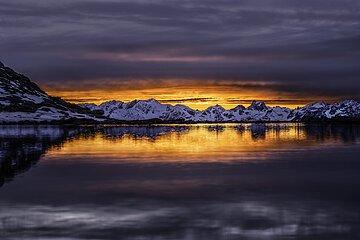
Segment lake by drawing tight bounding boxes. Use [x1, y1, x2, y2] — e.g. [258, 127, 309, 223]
[1, 123, 360, 240]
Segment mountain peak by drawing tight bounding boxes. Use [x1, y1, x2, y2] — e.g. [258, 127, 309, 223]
[305, 102, 327, 109]
[205, 105, 225, 112]
[248, 100, 268, 111]
[0, 61, 4, 68]
[339, 99, 359, 105]
[231, 105, 246, 111]
[145, 98, 161, 104]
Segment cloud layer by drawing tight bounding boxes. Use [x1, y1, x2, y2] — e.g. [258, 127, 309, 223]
[1, 0, 360, 106]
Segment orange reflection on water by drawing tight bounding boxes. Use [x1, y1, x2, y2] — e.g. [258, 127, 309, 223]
[46, 124, 344, 163]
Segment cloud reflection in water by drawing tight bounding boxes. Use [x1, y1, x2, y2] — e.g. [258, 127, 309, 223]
[0, 200, 356, 240]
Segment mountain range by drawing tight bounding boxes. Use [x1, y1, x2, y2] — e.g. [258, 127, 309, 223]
[1, 61, 360, 123]
[79, 98, 360, 122]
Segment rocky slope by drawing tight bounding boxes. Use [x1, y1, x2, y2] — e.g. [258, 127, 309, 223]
[0, 61, 104, 123]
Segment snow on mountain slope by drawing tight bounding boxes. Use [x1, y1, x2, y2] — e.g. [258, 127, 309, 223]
[161, 104, 201, 121]
[79, 98, 360, 122]
[290, 100, 360, 121]
[0, 62, 48, 105]
[0, 61, 104, 123]
[324, 100, 360, 119]
[101, 99, 169, 120]
[79, 99, 293, 122]
[199, 105, 227, 122]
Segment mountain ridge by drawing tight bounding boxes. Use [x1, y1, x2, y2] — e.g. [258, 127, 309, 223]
[1, 61, 360, 123]
[0, 61, 105, 123]
[79, 98, 360, 123]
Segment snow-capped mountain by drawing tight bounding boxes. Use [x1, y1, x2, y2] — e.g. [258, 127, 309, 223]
[79, 98, 360, 122]
[290, 100, 360, 121]
[79, 99, 291, 122]
[79, 99, 203, 122]
[0, 61, 104, 123]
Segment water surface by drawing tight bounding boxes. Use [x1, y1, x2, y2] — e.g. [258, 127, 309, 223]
[1, 123, 360, 239]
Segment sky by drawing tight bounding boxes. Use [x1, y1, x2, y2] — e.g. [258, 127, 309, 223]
[1, 0, 360, 110]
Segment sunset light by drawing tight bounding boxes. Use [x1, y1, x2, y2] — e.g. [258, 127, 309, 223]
[1, 0, 360, 239]
[45, 81, 329, 110]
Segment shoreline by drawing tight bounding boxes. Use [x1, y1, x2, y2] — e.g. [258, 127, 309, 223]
[1, 120, 360, 126]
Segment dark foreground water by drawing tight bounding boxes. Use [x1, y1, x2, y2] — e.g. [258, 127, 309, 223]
[0, 123, 360, 240]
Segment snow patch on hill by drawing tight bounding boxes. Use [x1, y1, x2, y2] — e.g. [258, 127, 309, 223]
[0, 61, 104, 123]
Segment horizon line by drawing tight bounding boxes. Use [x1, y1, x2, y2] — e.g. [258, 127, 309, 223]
[73, 97, 358, 111]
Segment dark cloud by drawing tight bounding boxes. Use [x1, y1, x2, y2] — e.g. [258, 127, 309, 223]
[1, 0, 360, 101]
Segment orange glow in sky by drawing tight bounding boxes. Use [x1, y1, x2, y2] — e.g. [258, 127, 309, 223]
[43, 80, 328, 110]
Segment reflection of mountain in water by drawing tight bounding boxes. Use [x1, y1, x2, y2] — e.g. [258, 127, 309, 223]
[1, 124, 360, 188]
[232, 123, 360, 143]
[0, 126, 80, 187]
[101, 125, 190, 139]
[207, 125, 225, 132]
[0, 125, 191, 187]
[303, 124, 360, 143]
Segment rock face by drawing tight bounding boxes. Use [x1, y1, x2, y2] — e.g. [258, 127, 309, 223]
[0, 62, 104, 123]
